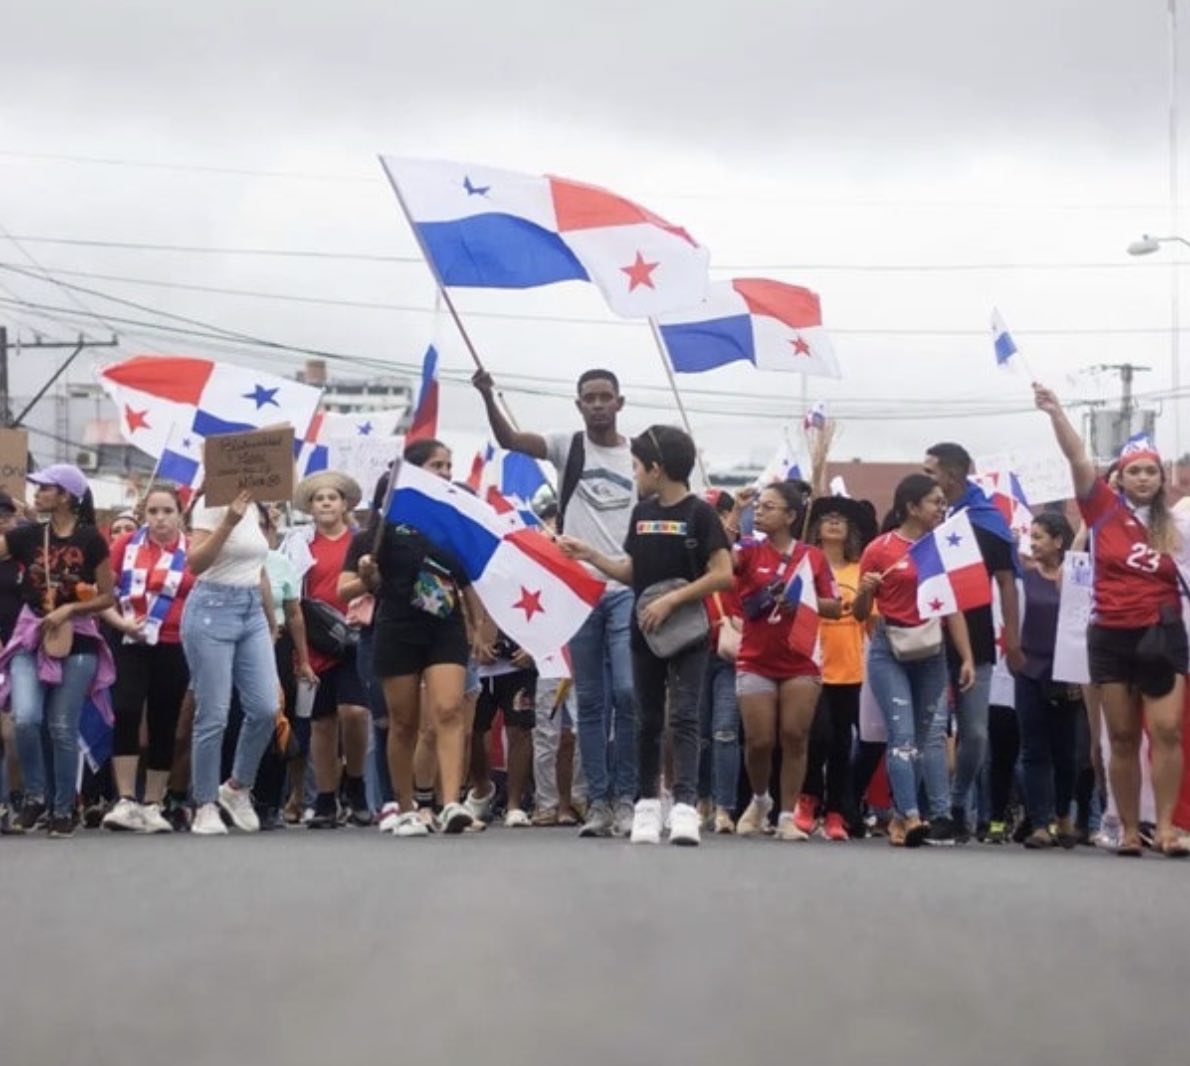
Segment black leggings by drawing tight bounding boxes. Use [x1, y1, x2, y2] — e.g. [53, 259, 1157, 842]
[112, 642, 190, 772]
[802, 683, 860, 818]
[987, 703, 1020, 824]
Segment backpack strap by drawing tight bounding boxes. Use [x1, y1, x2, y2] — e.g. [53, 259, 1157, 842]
[555, 431, 585, 535]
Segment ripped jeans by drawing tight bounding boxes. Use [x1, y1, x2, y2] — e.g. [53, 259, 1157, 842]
[865, 624, 950, 821]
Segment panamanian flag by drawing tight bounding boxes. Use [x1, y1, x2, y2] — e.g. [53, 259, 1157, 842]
[388, 462, 604, 658]
[98, 355, 323, 488]
[655, 278, 840, 378]
[909, 510, 992, 618]
[380, 157, 710, 318]
[298, 406, 405, 477]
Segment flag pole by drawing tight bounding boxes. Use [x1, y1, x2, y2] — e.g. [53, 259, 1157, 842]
[647, 318, 709, 486]
[380, 159, 487, 373]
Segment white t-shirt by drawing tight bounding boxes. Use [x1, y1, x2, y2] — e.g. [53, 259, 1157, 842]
[545, 431, 635, 589]
[190, 504, 268, 587]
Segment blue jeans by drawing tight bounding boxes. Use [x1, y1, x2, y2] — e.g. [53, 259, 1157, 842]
[865, 626, 949, 820]
[10, 650, 97, 816]
[950, 662, 994, 813]
[698, 654, 739, 811]
[568, 586, 638, 806]
[181, 582, 279, 806]
[1014, 675, 1079, 827]
[354, 627, 393, 807]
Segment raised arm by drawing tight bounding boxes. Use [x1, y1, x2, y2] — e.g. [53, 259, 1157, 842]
[472, 370, 549, 459]
[188, 492, 252, 575]
[1033, 383, 1096, 499]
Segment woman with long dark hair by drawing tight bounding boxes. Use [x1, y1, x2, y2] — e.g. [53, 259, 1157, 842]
[0, 465, 116, 837]
[853, 474, 975, 847]
[1034, 384, 1186, 856]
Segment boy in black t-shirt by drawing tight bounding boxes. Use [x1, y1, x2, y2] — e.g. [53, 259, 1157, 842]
[561, 425, 732, 846]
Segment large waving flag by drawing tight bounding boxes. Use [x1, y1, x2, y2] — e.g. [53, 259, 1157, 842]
[655, 278, 840, 378]
[782, 554, 821, 658]
[909, 510, 992, 618]
[388, 462, 604, 657]
[380, 157, 710, 318]
[298, 407, 405, 477]
[406, 344, 440, 444]
[98, 355, 323, 465]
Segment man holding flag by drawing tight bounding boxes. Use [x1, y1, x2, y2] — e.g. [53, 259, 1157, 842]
[924, 442, 1022, 843]
[472, 367, 638, 839]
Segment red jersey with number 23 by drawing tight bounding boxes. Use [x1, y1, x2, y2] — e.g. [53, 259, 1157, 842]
[1079, 480, 1181, 628]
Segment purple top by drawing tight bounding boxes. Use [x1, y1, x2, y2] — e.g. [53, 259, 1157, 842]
[1019, 566, 1061, 681]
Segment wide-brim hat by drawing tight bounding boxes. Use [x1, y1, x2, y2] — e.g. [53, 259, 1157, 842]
[294, 471, 363, 513]
[807, 495, 878, 548]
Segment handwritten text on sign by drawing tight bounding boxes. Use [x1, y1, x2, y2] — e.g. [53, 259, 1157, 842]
[203, 426, 295, 506]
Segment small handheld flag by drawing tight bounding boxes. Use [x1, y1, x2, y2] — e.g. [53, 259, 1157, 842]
[990, 307, 1035, 379]
[909, 510, 993, 618]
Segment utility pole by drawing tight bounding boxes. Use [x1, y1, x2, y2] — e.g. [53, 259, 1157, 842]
[1087, 363, 1153, 459]
[0, 325, 119, 429]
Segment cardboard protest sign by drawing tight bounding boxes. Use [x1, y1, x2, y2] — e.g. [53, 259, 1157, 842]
[203, 426, 295, 506]
[0, 428, 28, 500]
[325, 435, 403, 495]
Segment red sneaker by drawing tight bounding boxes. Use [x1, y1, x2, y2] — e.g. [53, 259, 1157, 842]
[793, 794, 818, 836]
[823, 812, 849, 842]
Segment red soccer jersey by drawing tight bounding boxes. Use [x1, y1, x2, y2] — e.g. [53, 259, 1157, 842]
[306, 529, 354, 673]
[734, 539, 836, 679]
[859, 531, 923, 627]
[1079, 480, 1181, 629]
[111, 530, 196, 645]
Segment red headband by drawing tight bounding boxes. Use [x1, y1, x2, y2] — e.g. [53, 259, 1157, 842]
[1119, 448, 1162, 471]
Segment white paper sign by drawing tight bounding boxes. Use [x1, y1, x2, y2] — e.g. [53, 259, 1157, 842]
[1052, 551, 1093, 684]
[325, 435, 403, 496]
[976, 449, 1073, 505]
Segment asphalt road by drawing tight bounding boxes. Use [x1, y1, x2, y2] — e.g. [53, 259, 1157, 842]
[1, 827, 1186, 1066]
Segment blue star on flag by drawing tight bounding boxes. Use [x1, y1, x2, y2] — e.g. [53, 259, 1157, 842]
[244, 384, 280, 409]
[463, 175, 490, 196]
[357, 421, 374, 436]
[946, 532, 962, 547]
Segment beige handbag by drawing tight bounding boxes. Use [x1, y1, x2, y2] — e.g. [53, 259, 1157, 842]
[713, 593, 741, 663]
[885, 617, 943, 662]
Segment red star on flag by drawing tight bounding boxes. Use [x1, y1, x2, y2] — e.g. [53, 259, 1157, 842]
[790, 335, 812, 357]
[124, 405, 151, 433]
[513, 587, 545, 622]
[928, 598, 944, 614]
[620, 251, 659, 291]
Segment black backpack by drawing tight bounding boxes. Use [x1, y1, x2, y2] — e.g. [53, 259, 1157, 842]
[555, 431, 585, 535]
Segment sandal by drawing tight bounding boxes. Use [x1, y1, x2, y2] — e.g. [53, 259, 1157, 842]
[888, 817, 906, 847]
[1116, 839, 1144, 858]
[557, 810, 579, 827]
[904, 820, 930, 849]
[1156, 834, 1190, 859]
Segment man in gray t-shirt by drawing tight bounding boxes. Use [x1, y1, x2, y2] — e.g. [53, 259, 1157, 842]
[473, 368, 639, 837]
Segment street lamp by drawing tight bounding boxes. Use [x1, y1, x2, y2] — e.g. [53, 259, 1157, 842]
[1127, 232, 1186, 465]
[1126, 233, 1190, 255]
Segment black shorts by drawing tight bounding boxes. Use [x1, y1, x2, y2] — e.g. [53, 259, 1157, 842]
[311, 651, 369, 719]
[1087, 621, 1189, 698]
[372, 617, 469, 678]
[475, 670, 537, 732]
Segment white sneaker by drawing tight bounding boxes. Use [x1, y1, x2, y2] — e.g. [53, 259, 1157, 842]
[668, 803, 701, 846]
[660, 788, 674, 830]
[612, 799, 635, 837]
[138, 802, 173, 834]
[102, 797, 145, 832]
[630, 799, 663, 844]
[736, 794, 774, 837]
[464, 786, 495, 823]
[439, 801, 474, 835]
[378, 802, 403, 834]
[504, 808, 531, 828]
[392, 811, 430, 837]
[1093, 814, 1122, 850]
[192, 803, 228, 836]
[217, 782, 260, 833]
[775, 811, 810, 841]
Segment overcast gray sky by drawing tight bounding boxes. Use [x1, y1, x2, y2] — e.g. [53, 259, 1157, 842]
[1, 0, 1187, 474]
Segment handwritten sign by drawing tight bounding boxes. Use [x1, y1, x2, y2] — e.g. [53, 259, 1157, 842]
[1052, 551, 1093, 684]
[203, 426, 295, 506]
[325, 435, 403, 496]
[976, 449, 1073, 505]
[0, 428, 27, 501]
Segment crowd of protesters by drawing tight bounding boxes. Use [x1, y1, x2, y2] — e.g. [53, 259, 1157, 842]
[0, 369, 1186, 857]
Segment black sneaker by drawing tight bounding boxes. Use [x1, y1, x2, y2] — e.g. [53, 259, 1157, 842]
[307, 792, 339, 829]
[342, 778, 371, 827]
[48, 815, 76, 839]
[162, 799, 191, 833]
[13, 799, 47, 835]
[925, 817, 957, 846]
[82, 801, 108, 829]
[950, 807, 971, 845]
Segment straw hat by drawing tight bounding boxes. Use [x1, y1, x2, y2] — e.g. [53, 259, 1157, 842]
[294, 471, 362, 513]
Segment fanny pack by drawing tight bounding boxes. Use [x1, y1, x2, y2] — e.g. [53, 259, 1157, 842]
[411, 557, 459, 619]
[301, 599, 359, 658]
[636, 578, 710, 659]
[884, 617, 943, 662]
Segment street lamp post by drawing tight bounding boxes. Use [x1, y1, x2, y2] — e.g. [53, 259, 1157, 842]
[1127, 233, 1185, 463]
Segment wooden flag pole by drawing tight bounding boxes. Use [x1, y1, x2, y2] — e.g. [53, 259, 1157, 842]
[380, 158, 487, 373]
[647, 318, 709, 487]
